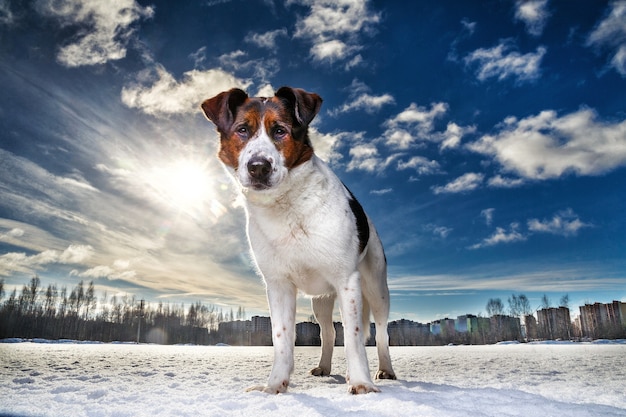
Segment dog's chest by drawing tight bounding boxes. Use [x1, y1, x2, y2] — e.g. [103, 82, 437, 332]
[246, 189, 358, 294]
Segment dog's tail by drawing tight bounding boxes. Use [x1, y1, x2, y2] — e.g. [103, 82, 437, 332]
[362, 297, 371, 343]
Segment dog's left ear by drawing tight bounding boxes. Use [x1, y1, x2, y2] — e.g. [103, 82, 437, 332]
[275, 87, 322, 126]
[201, 88, 249, 133]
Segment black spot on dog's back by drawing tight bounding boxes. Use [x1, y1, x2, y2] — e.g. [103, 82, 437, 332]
[344, 186, 369, 254]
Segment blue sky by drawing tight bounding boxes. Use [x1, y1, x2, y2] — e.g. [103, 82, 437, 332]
[0, 0, 625, 323]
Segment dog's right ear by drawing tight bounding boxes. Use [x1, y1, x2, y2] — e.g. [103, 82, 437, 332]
[201, 88, 249, 133]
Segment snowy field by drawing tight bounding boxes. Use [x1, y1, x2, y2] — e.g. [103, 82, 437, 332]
[1, 340, 625, 417]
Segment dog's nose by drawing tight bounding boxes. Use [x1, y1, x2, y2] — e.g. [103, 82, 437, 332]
[247, 157, 272, 181]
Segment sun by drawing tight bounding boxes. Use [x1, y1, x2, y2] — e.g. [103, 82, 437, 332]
[147, 159, 214, 212]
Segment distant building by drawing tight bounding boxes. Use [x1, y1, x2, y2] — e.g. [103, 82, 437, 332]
[579, 301, 626, 339]
[296, 321, 320, 345]
[524, 315, 538, 340]
[440, 318, 455, 339]
[537, 307, 571, 340]
[388, 319, 429, 345]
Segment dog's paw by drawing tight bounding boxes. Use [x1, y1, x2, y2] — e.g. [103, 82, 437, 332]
[348, 383, 381, 395]
[309, 366, 331, 377]
[375, 369, 397, 380]
[245, 380, 289, 394]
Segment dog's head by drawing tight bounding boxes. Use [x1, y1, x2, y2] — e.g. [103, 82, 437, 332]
[201, 87, 322, 191]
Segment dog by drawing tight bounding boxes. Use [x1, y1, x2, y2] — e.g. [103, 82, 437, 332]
[201, 86, 396, 394]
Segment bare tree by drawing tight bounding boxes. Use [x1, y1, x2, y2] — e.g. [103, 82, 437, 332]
[486, 298, 504, 317]
[559, 294, 569, 309]
[540, 294, 551, 310]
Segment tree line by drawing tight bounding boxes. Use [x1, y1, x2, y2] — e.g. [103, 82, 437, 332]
[0, 277, 246, 344]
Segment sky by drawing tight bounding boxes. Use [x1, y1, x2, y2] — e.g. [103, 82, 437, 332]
[0, 0, 625, 324]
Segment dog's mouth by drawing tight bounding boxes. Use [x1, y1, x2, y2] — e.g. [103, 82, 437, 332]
[248, 180, 272, 191]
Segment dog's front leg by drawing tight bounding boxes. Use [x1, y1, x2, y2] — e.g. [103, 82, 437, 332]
[247, 280, 296, 394]
[338, 271, 380, 394]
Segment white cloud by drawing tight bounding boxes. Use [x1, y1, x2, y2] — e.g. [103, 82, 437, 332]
[424, 224, 453, 239]
[59, 244, 94, 263]
[35, 0, 154, 67]
[586, 1, 626, 76]
[383, 102, 448, 149]
[440, 122, 476, 150]
[528, 209, 591, 236]
[469, 223, 526, 249]
[514, 0, 550, 37]
[334, 92, 395, 115]
[73, 260, 137, 281]
[0, 244, 93, 276]
[121, 65, 251, 116]
[346, 143, 400, 172]
[0, 228, 24, 239]
[291, 0, 380, 65]
[481, 208, 495, 226]
[464, 40, 546, 83]
[330, 80, 395, 115]
[370, 188, 392, 196]
[487, 175, 526, 188]
[397, 156, 442, 175]
[217, 50, 280, 84]
[309, 127, 352, 163]
[468, 108, 626, 180]
[432, 172, 484, 194]
[245, 28, 288, 49]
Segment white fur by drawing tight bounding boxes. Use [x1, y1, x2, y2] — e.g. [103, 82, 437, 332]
[233, 121, 395, 394]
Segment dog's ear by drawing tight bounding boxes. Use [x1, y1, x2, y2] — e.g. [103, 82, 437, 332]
[201, 88, 249, 133]
[275, 86, 322, 126]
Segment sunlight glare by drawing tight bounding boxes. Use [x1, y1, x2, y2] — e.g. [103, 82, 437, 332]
[148, 159, 214, 212]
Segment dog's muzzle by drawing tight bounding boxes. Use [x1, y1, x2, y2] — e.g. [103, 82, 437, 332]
[246, 156, 273, 189]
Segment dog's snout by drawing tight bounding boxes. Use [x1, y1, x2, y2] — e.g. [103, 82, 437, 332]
[247, 157, 272, 181]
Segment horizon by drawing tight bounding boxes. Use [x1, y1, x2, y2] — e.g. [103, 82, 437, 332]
[1, 0, 625, 324]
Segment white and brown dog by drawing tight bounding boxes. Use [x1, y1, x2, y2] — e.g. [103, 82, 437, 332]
[201, 86, 396, 394]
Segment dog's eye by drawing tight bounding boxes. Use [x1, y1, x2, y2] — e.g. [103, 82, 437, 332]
[273, 127, 287, 140]
[236, 126, 248, 138]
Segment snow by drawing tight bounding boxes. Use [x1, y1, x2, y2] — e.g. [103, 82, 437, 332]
[1, 341, 625, 417]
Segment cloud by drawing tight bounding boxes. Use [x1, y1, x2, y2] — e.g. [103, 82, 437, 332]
[330, 80, 395, 115]
[0, 228, 25, 239]
[468, 108, 626, 180]
[370, 188, 392, 196]
[527, 209, 591, 236]
[72, 261, 137, 281]
[35, 0, 154, 67]
[469, 223, 526, 249]
[0, 244, 93, 276]
[334, 94, 395, 115]
[480, 208, 495, 226]
[514, 0, 550, 37]
[440, 122, 476, 150]
[464, 40, 546, 83]
[586, 1, 626, 76]
[0, 0, 15, 25]
[245, 28, 288, 49]
[432, 172, 484, 194]
[121, 65, 251, 116]
[346, 143, 400, 172]
[290, 0, 380, 65]
[382, 102, 449, 149]
[487, 175, 526, 188]
[424, 224, 453, 239]
[397, 156, 442, 175]
[217, 50, 280, 84]
[309, 128, 351, 163]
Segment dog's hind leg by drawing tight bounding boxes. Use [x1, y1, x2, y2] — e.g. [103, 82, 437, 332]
[310, 295, 335, 376]
[363, 273, 396, 380]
